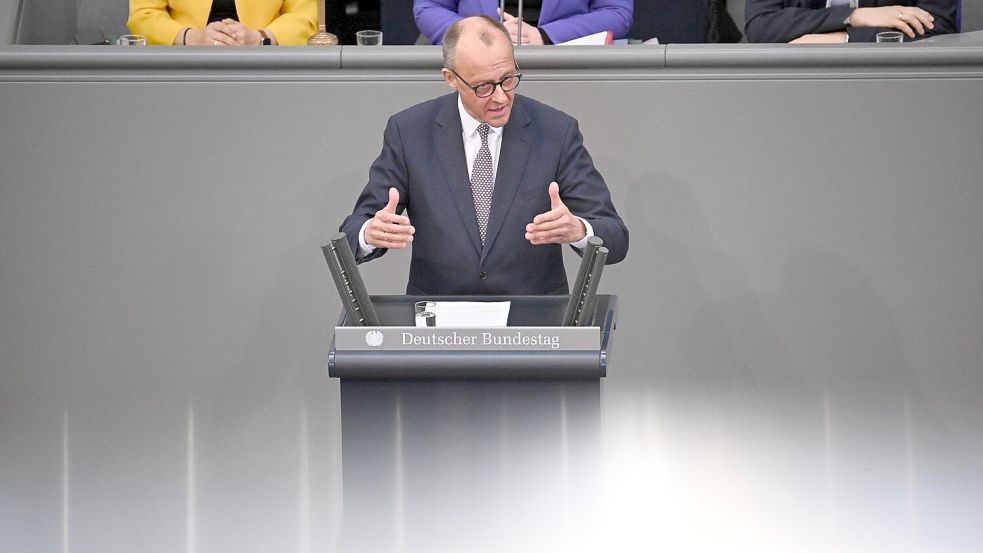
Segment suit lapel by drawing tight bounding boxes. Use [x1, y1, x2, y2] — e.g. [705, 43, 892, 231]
[434, 94, 483, 256]
[481, 97, 533, 263]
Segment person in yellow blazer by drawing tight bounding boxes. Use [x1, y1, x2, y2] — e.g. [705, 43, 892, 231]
[129, 0, 317, 46]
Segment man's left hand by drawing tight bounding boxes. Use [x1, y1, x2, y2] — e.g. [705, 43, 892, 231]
[501, 11, 545, 45]
[526, 182, 586, 245]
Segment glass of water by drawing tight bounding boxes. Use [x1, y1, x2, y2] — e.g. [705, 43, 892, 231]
[414, 301, 436, 327]
[117, 34, 147, 46]
[356, 30, 383, 46]
[876, 31, 904, 44]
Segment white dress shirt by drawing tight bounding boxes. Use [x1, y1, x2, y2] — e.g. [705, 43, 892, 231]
[359, 96, 592, 255]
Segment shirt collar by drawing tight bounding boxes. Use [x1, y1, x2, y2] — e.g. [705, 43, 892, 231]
[457, 95, 503, 140]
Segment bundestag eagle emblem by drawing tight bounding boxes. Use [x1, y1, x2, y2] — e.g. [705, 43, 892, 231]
[365, 330, 384, 347]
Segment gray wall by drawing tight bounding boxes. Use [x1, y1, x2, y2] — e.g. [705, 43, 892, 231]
[14, 0, 128, 45]
[76, 0, 129, 40]
[965, 0, 983, 32]
[15, 0, 75, 44]
[0, 0, 23, 44]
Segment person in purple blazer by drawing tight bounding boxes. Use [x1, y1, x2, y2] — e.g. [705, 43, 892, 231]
[414, 0, 633, 45]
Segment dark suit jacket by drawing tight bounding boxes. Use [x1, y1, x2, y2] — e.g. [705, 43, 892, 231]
[340, 93, 629, 296]
[745, 0, 956, 43]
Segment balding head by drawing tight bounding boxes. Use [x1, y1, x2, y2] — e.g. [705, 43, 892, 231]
[440, 15, 518, 127]
[442, 16, 512, 71]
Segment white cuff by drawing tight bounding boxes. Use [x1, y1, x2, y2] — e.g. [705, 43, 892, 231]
[570, 217, 594, 249]
[358, 219, 376, 257]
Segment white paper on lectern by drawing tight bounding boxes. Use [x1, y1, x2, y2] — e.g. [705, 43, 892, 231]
[434, 301, 510, 327]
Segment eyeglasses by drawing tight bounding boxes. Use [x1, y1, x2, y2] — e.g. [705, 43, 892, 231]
[448, 67, 523, 98]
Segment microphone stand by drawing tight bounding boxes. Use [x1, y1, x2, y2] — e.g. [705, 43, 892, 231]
[517, 0, 523, 46]
[307, 0, 339, 45]
[500, 0, 524, 47]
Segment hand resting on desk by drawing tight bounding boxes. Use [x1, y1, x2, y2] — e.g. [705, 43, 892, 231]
[790, 5, 935, 43]
[181, 19, 275, 46]
[849, 6, 934, 38]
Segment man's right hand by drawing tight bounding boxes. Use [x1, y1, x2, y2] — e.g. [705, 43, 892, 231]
[848, 6, 934, 39]
[365, 187, 415, 249]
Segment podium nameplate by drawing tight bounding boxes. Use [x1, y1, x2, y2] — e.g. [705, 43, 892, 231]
[335, 326, 600, 352]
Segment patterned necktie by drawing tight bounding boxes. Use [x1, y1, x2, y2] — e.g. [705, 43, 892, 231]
[471, 123, 494, 245]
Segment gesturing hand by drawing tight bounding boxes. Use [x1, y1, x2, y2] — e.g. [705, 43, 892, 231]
[365, 187, 415, 249]
[849, 6, 935, 38]
[525, 182, 586, 245]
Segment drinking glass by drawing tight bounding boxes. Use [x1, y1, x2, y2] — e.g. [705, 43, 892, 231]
[356, 30, 383, 46]
[414, 301, 436, 327]
[117, 34, 146, 46]
[876, 31, 904, 44]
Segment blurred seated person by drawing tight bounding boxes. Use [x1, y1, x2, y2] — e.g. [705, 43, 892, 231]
[745, 0, 956, 43]
[414, 0, 633, 45]
[128, 0, 317, 45]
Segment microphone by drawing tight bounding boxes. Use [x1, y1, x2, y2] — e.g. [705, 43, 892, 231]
[577, 246, 607, 327]
[562, 236, 606, 326]
[322, 233, 380, 326]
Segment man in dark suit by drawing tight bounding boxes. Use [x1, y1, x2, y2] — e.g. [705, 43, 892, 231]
[340, 15, 628, 295]
[745, 0, 955, 43]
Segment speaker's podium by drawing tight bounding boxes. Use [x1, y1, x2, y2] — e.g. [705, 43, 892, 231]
[323, 234, 616, 379]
